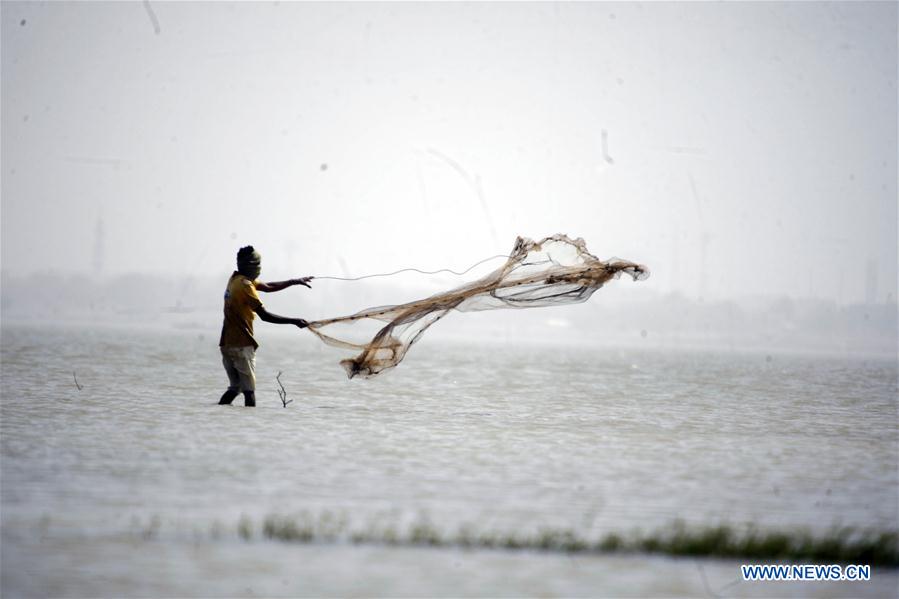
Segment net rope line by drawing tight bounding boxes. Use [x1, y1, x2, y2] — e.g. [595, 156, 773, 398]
[311, 253, 511, 282]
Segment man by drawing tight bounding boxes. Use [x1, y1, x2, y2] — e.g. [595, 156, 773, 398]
[219, 245, 311, 407]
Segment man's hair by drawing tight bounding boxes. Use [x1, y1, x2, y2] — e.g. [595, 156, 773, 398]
[237, 246, 257, 261]
[236, 246, 261, 277]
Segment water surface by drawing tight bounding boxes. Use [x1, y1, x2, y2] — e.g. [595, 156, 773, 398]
[2, 323, 896, 596]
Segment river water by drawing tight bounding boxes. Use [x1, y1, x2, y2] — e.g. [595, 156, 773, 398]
[1, 322, 896, 596]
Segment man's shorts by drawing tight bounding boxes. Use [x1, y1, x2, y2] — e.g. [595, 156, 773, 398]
[221, 346, 256, 392]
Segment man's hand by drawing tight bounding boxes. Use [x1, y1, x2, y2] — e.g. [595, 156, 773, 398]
[291, 277, 313, 289]
[256, 306, 309, 328]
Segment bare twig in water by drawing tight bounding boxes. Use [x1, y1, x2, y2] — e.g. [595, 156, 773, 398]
[276, 371, 292, 407]
[73, 371, 83, 391]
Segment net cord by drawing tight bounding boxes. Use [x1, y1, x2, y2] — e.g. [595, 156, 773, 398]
[312, 253, 510, 282]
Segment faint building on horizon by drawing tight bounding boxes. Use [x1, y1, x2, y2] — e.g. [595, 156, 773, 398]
[92, 216, 105, 275]
[864, 258, 878, 305]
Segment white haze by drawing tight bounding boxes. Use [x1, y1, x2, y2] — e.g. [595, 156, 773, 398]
[1, 2, 896, 327]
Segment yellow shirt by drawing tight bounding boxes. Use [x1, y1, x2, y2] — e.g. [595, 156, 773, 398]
[219, 272, 263, 348]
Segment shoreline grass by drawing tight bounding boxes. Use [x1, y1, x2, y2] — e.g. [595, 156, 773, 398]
[252, 514, 899, 566]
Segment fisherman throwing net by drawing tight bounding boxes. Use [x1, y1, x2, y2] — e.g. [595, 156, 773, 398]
[307, 234, 649, 378]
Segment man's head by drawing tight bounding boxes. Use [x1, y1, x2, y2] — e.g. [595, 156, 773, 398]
[236, 246, 262, 279]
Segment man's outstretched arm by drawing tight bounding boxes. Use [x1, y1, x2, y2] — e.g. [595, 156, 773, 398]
[256, 277, 313, 293]
[254, 306, 308, 328]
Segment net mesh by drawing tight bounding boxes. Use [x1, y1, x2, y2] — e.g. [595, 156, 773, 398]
[307, 234, 649, 378]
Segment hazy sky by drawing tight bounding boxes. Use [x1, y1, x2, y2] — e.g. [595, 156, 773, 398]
[2, 1, 896, 304]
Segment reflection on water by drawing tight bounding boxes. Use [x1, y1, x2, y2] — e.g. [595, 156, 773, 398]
[2, 323, 897, 596]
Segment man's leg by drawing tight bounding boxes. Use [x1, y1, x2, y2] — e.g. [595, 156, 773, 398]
[220, 348, 242, 405]
[219, 388, 239, 405]
[231, 346, 257, 407]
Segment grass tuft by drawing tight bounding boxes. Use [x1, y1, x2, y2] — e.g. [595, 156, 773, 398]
[181, 513, 899, 566]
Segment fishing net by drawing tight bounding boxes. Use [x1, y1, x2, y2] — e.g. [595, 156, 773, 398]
[307, 234, 649, 378]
